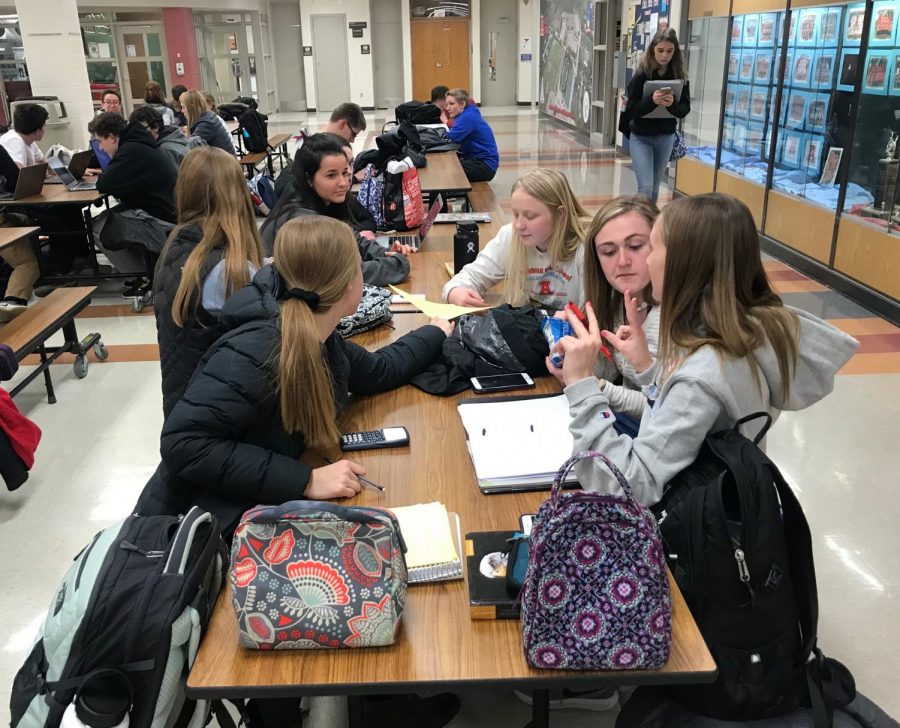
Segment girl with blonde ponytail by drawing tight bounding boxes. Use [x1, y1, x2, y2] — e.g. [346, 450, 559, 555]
[139, 215, 453, 538]
[154, 146, 263, 418]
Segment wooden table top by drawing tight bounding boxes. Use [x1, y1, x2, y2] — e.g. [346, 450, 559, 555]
[0, 226, 39, 252]
[0, 286, 96, 356]
[418, 151, 471, 195]
[186, 315, 716, 698]
[2, 183, 106, 206]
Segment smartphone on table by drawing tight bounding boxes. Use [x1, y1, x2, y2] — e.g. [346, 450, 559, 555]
[470, 372, 535, 394]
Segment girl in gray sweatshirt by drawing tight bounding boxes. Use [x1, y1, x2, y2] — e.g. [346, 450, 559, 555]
[552, 192, 859, 506]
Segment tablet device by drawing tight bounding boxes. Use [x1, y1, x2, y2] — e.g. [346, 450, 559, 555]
[640, 80, 684, 119]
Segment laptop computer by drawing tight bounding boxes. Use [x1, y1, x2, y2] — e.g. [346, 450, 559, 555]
[376, 194, 443, 251]
[46, 155, 98, 191]
[90, 139, 112, 171]
[0, 162, 48, 200]
[67, 150, 96, 180]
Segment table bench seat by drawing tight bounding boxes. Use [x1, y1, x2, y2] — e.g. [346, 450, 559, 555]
[0, 287, 104, 403]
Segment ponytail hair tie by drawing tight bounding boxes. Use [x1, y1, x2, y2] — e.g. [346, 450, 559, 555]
[280, 287, 320, 310]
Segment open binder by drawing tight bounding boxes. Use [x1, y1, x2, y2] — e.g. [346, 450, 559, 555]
[456, 393, 578, 493]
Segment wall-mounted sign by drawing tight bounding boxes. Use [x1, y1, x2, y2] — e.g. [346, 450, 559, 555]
[303, 46, 312, 56]
[360, 44, 371, 54]
[352, 28, 363, 37]
[349, 21, 367, 29]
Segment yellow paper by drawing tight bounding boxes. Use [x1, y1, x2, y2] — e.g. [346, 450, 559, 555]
[444, 262, 454, 277]
[390, 502, 458, 569]
[388, 285, 489, 319]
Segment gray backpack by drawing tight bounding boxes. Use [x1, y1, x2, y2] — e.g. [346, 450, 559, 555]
[10, 506, 226, 728]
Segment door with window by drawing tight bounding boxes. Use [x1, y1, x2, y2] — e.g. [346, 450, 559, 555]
[198, 23, 258, 106]
[117, 24, 170, 112]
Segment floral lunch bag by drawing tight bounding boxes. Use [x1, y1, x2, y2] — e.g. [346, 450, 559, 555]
[231, 501, 408, 650]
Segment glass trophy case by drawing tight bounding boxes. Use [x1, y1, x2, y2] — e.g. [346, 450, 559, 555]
[675, 0, 900, 315]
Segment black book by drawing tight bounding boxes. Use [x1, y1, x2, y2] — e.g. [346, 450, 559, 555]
[465, 530, 520, 620]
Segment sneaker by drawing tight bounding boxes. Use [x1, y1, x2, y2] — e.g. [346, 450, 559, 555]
[121, 278, 150, 298]
[513, 687, 618, 712]
[0, 301, 26, 323]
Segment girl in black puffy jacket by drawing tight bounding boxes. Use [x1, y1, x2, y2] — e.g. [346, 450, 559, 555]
[153, 146, 263, 419]
[138, 216, 453, 537]
[182, 89, 235, 154]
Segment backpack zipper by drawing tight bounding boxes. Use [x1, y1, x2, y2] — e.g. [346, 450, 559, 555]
[734, 548, 755, 605]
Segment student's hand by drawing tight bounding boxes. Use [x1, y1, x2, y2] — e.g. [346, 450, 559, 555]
[307, 460, 365, 500]
[544, 356, 566, 387]
[390, 241, 416, 255]
[83, 168, 101, 177]
[553, 302, 604, 386]
[429, 317, 455, 336]
[601, 290, 653, 373]
[448, 287, 487, 307]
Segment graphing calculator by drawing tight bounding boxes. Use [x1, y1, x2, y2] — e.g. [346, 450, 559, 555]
[339, 427, 410, 452]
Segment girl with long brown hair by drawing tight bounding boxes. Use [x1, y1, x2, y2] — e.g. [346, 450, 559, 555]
[551, 193, 858, 505]
[153, 146, 263, 417]
[623, 28, 690, 202]
[181, 89, 234, 154]
[546, 195, 661, 433]
[138, 215, 453, 537]
[442, 168, 589, 310]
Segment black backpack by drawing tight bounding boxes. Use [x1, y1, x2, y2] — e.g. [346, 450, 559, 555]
[395, 100, 441, 125]
[11, 507, 227, 728]
[651, 413, 853, 726]
[238, 109, 269, 153]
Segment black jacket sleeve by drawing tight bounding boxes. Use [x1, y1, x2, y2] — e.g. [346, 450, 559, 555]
[626, 72, 658, 121]
[350, 197, 377, 233]
[344, 325, 447, 394]
[668, 81, 691, 119]
[160, 328, 313, 502]
[356, 233, 410, 286]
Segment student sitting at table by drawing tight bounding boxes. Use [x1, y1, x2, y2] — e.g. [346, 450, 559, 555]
[443, 168, 588, 311]
[129, 105, 204, 173]
[99, 89, 123, 116]
[137, 215, 453, 536]
[0, 148, 39, 323]
[551, 192, 858, 508]
[274, 102, 368, 197]
[92, 111, 178, 296]
[545, 195, 661, 437]
[154, 147, 263, 419]
[181, 89, 235, 155]
[202, 91, 232, 139]
[261, 133, 411, 286]
[169, 84, 187, 127]
[0, 103, 48, 168]
[143, 80, 175, 126]
[444, 87, 499, 182]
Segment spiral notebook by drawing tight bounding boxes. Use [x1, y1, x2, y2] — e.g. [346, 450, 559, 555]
[390, 502, 463, 584]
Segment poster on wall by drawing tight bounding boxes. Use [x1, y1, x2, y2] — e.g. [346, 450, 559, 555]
[539, 0, 595, 132]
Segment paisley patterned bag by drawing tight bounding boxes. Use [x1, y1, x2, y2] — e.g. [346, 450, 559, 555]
[230, 501, 408, 650]
[520, 451, 672, 670]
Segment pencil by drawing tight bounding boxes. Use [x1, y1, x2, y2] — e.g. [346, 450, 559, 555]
[324, 458, 386, 492]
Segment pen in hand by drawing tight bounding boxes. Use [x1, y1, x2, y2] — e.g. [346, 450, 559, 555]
[324, 458, 386, 493]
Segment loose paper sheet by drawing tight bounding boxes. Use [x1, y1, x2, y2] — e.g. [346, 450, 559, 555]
[388, 285, 490, 319]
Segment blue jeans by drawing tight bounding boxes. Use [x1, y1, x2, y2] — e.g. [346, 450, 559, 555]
[629, 133, 675, 203]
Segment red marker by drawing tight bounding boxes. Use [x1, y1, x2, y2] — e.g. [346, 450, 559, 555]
[567, 302, 613, 362]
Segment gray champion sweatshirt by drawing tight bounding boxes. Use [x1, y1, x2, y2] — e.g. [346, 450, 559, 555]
[564, 307, 859, 506]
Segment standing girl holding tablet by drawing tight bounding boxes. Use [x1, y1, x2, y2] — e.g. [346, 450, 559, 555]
[624, 29, 691, 202]
[551, 193, 857, 506]
[442, 168, 589, 311]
